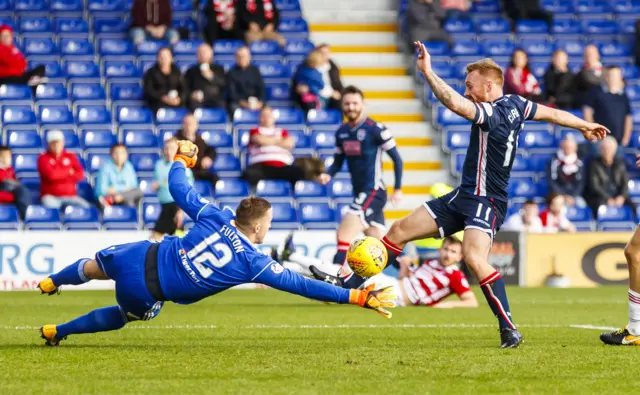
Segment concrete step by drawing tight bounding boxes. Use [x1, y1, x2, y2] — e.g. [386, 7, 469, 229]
[382, 169, 448, 186]
[392, 146, 440, 161]
[331, 53, 405, 68]
[301, 0, 396, 10]
[310, 32, 397, 46]
[343, 76, 414, 91]
[385, 122, 435, 138]
[341, 67, 406, 76]
[331, 45, 398, 53]
[367, 99, 423, 115]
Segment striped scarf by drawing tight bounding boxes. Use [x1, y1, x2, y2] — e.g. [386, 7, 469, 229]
[246, 0, 274, 20]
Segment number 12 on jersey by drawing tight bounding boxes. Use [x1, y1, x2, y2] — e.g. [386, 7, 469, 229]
[187, 232, 233, 278]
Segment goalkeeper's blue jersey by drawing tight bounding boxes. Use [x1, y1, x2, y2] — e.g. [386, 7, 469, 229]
[156, 162, 351, 305]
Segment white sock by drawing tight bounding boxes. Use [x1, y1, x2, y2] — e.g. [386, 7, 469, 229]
[288, 253, 338, 275]
[628, 289, 640, 335]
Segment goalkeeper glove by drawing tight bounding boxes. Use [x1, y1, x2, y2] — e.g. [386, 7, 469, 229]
[174, 140, 199, 168]
[349, 283, 396, 319]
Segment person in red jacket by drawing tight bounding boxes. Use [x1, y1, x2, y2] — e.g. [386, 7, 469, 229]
[37, 131, 90, 209]
[0, 146, 30, 219]
[0, 24, 46, 86]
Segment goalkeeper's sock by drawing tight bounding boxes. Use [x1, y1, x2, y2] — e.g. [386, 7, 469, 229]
[50, 258, 90, 287]
[56, 306, 127, 338]
[332, 240, 350, 265]
[480, 271, 516, 330]
[627, 289, 640, 335]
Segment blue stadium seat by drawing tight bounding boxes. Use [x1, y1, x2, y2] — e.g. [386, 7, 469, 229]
[215, 178, 251, 198]
[31, 61, 65, 80]
[7, 129, 43, 151]
[421, 41, 450, 57]
[257, 61, 291, 82]
[93, 17, 129, 37]
[429, 62, 454, 79]
[116, 106, 154, 125]
[481, 39, 515, 57]
[55, 21, 87, 38]
[138, 177, 157, 199]
[142, 202, 161, 229]
[24, 205, 62, 230]
[213, 153, 241, 176]
[476, 17, 511, 35]
[98, 38, 134, 58]
[88, 0, 128, 15]
[529, 61, 548, 79]
[194, 180, 213, 198]
[508, 177, 538, 200]
[311, 129, 336, 152]
[232, 109, 260, 125]
[437, 106, 468, 125]
[256, 180, 293, 200]
[306, 109, 341, 127]
[270, 202, 300, 230]
[155, 107, 189, 125]
[519, 39, 554, 57]
[157, 128, 178, 145]
[294, 181, 328, 201]
[618, 19, 637, 35]
[191, 108, 227, 126]
[452, 40, 483, 56]
[554, 39, 584, 57]
[123, 128, 159, 151]
[65, 61, 100, 81]
[173, 40, 204, 56]
[42, 128, 80, 151]
[249, 40, 283, 60]
[39, 105, 73, 126]
[87, 152, 110, 174]
[516, 20, 548, 35]
[215, 58, 236, 72]
[266, 83, 291, 104]
[0, 84, 33, 104]
[277, 0, 302, 14]
[63, 205, 100, 230]
[110, 82, 144, 102]
[0, 205, 20, 230]
[284, 39, 314, 57]
[627, 86, 640, 103]
[102, 206, 139, 230]
[558, 128, 587, 144]
[2, 106, 36, 126]
[511, 153, 532, 174]
[279, 19, 309, 38]
[629, 180, 640, 202]
[584, 20, 619, 37]
[575, 0, 612, 18]
[566, 205, 594, 222]
[552, 19, 582, 36]
[129, 152, 159, 174]
[136, 40, 167, 56]
[273, 108, 305, 126]
[542, 0, 574, 14]
[599, 41, 631, 58]
[444, 18, 474, 35]
[171, 0, 192, 12]
[213, 39, 244, 57]
[24, 37, 58, 56]
[613, 0, 640, 14]
[81, 129, 116, 150]
[444, 130, 470, 152]
[597, 205, 636, 231]
[19, 16, 52, 36]
[104, 61, 142, 81]
[529, 153, 552, 173]
[199, 130, 233, 152]
[519, 130, 556, 150]
[70, 84, 107, 104]
[287, 129, 312, 151]
[20, 177, 41, 205]
[300, 202, 336, 229]
[51, 0, 83, 14]
[330, 179, 354, 199]
[60, 38, 94, 58]
[35, 83, 67, 103]
[322, 154, 348, 177]
[12, 153, 39, 174]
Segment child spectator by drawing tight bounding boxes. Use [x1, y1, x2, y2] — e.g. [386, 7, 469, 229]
[293, 50, 325, 113]
[540, 193, 576, 233]
[151, 138, 194, 241]
[0, 146, 30, 219]
[504, 49, 542, 100]
[94, 144, 143, 208]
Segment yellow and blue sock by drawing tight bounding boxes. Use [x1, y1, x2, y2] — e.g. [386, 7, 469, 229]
[50, 258, 90, 287]
[480, 271, 516, 330]
[56, 306, 127, 339]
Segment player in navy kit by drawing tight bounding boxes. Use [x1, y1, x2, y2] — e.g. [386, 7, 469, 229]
[315, 86, 403, 279]
[312, 42, 609, 348]
[36, 141, 395, 346]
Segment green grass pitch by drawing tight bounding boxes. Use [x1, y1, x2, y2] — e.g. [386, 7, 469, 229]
[0, 286, 638, 394]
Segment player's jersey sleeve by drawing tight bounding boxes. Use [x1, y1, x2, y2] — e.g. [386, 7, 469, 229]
[472, 102, 502, 130]
[449, 270, 471, 297]
[372, 123, 397, 152]
[250, 256, 351, 304]
[168, 161, 220, 221]
[516, 95, 538, 121]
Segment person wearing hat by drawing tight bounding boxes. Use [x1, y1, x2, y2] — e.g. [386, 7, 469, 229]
[37, 131, 90, 209]
[0, 24, 46, 86]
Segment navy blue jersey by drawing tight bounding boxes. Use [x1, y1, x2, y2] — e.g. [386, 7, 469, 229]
[460, 95, 538, 202]
[328, 117, 400, 194]
[155, 162, 351, 305]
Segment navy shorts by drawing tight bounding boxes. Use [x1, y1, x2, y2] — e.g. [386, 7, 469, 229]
[347, 187, 387, 230]
[96, 240, 164, 322]
[423, 188, 507, 241]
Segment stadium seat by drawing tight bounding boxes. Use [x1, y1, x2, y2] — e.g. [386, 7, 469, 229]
[511, 153, 532, 174]
[102, 206, 139, 230]
[256, 180, 293, 200]
[63, 205, 101, 230]
[311, 129, 336, 152]
[81, 129, 117, 150]
[88, 0, 128, 16]
[554, 39, 584, 57]
[15, 0, 49, 14]
[213, 154, 241, 176]
[306, 109, 341, 127]
[52, 0, 83, 14]
[558, 128, 587, 144]
[65, 61, 100, 81]
[451, 40, 483, 56]
[249, 40, 283, 60]
[285, 128, 311, 151]
[199, 130, 233, 152]
[19, 16, 52, 36]
[279, 19, 309, 38]
[284, 39, 314, 57]
[123, 128, 159, 151]
[60, 38, 94, 58]
[24, 205, 62, 230]
[481, 39, 515, 57]
[575, 0, 612, 18]
[519, 39, 554, 57]
[552, 19, 582, 36]
[136, 40, 167, 56]
[156, 107, 189, 125]
[34, 83, 67, 103]
[444, 18, 475, 35]
[508, 177, 538, 200]
[142, 202, 161, 229]
[194, 180, 213, 198]
[7, 129, 43, 151]
[12, 153, 39, 175]
[294, 181, 329, 201]
[476, 17, 511, 35]
[515, 20, 549, 35]
[0, 205, 20, 230]
[437, 106, 468, 125]
[70, 83, 106, 104]
[43, 128, 80, 150]
[232, 109, 260, 125]
[104, 61, 141, 80]
[93, 16, 129, 37]
[99, 38, 135, 58]
[110, 83, 144, 105]
[270, 202, 300, 229]
[519, 130, 556, 150]
[597, 205, 636, 231]
[193, 108, 228, 126]
[266, 83, 291, 104]
[566, 206, 594, 232]
[528, 153, 553, 173]
[116, 106, 154, 125]
[129, 153, 159, 174]
[618, 19, 637, 35]
[584, 20, 619, 38]
[39, 105, 74, 126]
[257, 61, 291, 82]
[32, 61, 65, 80]
[213, 39, 244, 57]
[87, 152, 110, 174]
[330, 179, 354, 200]
[421, 41, 450, 57]
[2, 106, 37, 126]
[173, 39, 204, 56]
[300, 202, 337, 229]
[444, 130, 470, 152]
[138, 177, 157, 199]
[55, 17, 89, 36]
[23, 37, 58, 56]
[76, 105, 111, 125]
[215, 178, 251, 198]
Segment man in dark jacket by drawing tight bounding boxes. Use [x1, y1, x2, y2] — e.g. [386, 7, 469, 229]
[574, 45, 603, 106]
[406, 0, 451, 46]
[129, 0, 180, 44]
[144, 47, 186, 114]
[174, 113, 219, 187]
[544, 49, 575, 109]
[546, 136, 586, 207]
[228, 46, 266, 114]
[184, 43, 227, 111]
[586, 136, 634, 214]
[238, 0, 285, 46]
[503, 0, 553, 27]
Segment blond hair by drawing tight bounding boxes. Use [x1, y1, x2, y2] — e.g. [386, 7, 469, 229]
[306, 50, 324, 68]
[465, 58, 504, 86]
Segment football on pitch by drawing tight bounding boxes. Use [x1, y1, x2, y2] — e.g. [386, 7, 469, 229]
[346, 237, 388, 278]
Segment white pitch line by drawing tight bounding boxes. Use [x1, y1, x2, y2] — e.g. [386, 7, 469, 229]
[570, 324, 618, 331]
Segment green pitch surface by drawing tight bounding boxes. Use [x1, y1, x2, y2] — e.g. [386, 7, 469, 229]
[1, 287, 638, 394]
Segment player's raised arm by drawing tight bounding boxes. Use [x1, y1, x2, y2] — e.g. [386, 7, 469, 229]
[533, 104, 609, 141]
[414, 41, 478, 122]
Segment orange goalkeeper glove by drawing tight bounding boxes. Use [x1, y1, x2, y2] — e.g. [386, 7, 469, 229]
[349, 283, 396, 319]
[174, 140, 199, 168]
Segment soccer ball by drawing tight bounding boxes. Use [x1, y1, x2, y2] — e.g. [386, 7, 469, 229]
[346, 237, 388, 278]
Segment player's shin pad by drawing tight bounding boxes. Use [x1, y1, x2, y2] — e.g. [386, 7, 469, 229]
[349, 284, 396, 319]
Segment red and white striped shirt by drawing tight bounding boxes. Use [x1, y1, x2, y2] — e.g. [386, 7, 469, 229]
[247, 126, 294, 167]
[401, 260, 471, 306]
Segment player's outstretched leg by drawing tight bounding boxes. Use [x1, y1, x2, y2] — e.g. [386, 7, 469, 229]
[463, 229, 522, 348]
[40, 306, 127, 346]
[601, 226, 640, 345]
[38, 258, 93, 295]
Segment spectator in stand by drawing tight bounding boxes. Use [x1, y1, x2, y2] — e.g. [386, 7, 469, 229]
[0, 25, 46, 86]
[540, 193, 576, 233]
[174, 113, 219, 187]
[316, 43, 343, 111]
[441, 0, 475, 19]
[144, 47, 185, 114]
[238, 0, 285, 46]
[503, 0, 553, 27]
[583, 66, 633, 148]
[0, 146, 30, 219]
[184, 43, 227, 112]
[292, 50, 326, 114]
[203, 0, 242, 44]
[129, 0, 180, 45]
[574, 44, 603, 105]
[405, 0, 452, 47]
[546, 135, 586, 207]
[94, 144, 143, 208]
[37, 131, 90, 209]
[151, 137, 194, 241]
[504, 49, 543, 101]
[228, 46, 266, 113]
[586, 136, 634, 214]
[243, 106, 306, 186]
[544, 49, 576, 110]
[503, 200, 544, 232]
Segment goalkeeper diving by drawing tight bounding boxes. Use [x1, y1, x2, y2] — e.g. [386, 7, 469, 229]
[37, 140, 396, 346]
